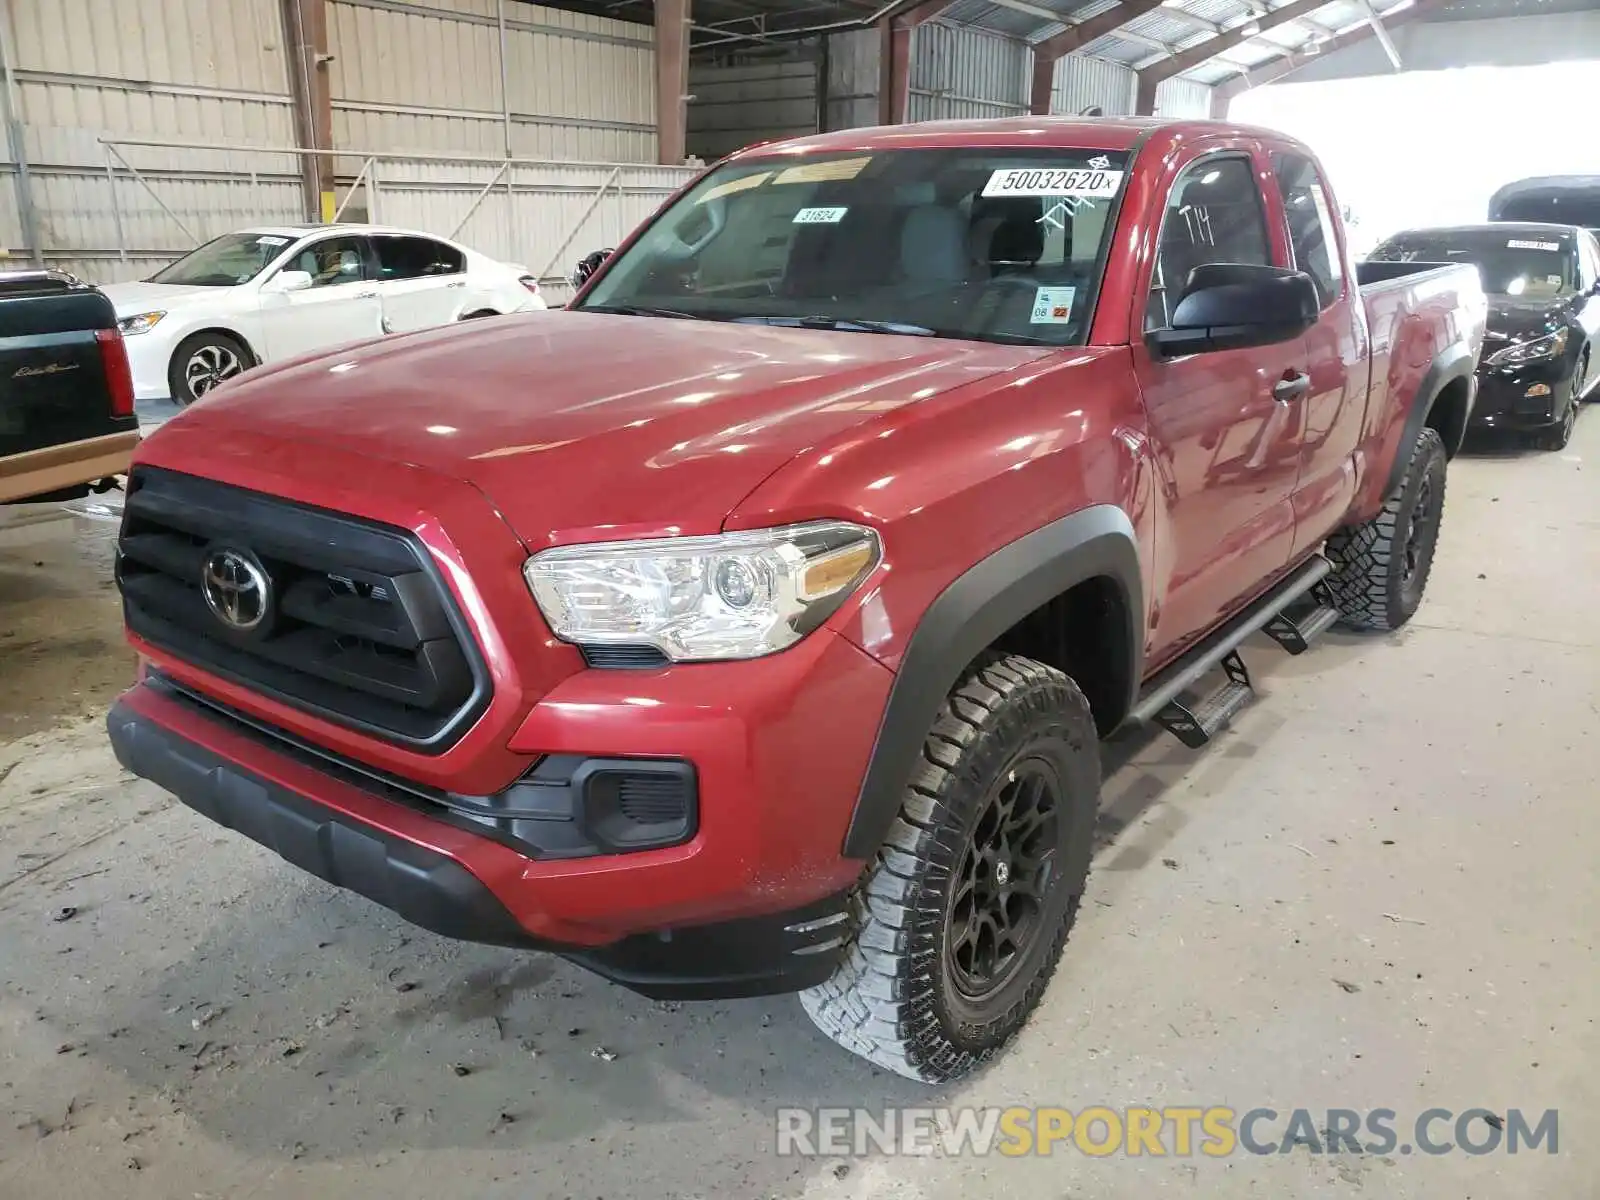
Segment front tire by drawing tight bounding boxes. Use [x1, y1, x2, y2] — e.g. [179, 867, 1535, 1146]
[1324, 426, 1447, 631]
[168, 332, 252, 406]
[801, 655, 1098, 1083]
[1535, 355, 1584, 452]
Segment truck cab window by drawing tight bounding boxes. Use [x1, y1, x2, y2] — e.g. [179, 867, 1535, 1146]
[1146, 156, 1272, 332]
[1274, 153, 1344, 308]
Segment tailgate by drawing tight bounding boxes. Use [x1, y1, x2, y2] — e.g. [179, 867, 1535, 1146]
[0, 274, 124, 460]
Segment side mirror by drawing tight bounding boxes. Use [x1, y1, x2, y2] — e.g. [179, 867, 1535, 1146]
[1149, 263, 1320, 356]
[265, 269, 313, 294]
[570, 248, 613, 290]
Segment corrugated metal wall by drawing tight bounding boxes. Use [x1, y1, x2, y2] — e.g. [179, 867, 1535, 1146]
[3, 0, 300, 280]
[825, 28, 879, 132]
[687, 55, 818, 162]
[907, 22, 1028, 121]
[1, 0, 672, 285]
[371, 158, 694, 301]
[1047, 53, 1136, 116]
[817, 31, 1207, 128]
[825, 22, 1030, 131]
[1153, 76, 1212, 118]
[328, 0, 657, 163]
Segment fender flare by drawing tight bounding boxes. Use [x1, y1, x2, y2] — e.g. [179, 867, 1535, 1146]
[840, 505, 1144, 859]
[1382, 340, 1477, 497]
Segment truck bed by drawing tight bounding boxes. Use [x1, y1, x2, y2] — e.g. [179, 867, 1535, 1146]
[1355, 259, 1472, 291]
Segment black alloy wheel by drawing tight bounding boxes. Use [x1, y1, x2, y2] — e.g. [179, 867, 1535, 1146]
[946, 758, 1061, 1003]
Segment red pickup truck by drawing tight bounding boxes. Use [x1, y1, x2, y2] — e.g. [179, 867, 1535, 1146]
[107, 118, 1486, 1083]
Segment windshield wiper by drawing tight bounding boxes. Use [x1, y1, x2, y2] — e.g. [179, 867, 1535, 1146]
[581, 303, 705, 320]
[735, 315, 936, 336]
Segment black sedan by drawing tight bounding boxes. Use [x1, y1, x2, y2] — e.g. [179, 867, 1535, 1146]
[1367, 222, 1600, 451]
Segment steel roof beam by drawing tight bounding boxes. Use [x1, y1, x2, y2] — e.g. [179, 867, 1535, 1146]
[1210, 0, 1447, 112]
[1133, 0, 1334, 110]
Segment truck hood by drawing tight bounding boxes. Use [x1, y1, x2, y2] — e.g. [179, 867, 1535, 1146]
[170, 310, 1049, 547]
[100, 280, 235, 316]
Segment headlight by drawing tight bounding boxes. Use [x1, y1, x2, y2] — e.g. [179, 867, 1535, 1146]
[117, 311, 166, 336]
[524, 521, 881, 662]
[1486, 326, 1567, 367]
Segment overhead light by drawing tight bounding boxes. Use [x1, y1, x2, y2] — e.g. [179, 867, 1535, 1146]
[1240, 18, 1262, 34]
[1302, 37, 1323, 54]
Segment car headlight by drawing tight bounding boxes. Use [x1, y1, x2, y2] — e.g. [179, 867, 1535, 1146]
[524, 521, 881, 662]
[1486, 326, 1567, 367]
[117, 311, 166, 336]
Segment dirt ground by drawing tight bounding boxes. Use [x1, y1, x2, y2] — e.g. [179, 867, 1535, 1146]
[0, 414, 1595, 1199]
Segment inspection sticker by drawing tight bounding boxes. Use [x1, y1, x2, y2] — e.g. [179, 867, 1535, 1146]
[984, 167, 1122, 198]
[1507, 239, 1560, 252]
[793, 206, 849, 225]
[1030, 286, 1077, 325]
[255, 235, 290, 246]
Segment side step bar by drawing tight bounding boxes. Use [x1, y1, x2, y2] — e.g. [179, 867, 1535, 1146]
[1131, 556, 1335, 747]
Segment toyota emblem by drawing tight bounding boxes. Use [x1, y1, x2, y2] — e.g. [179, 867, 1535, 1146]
[202, 548, 270, 632]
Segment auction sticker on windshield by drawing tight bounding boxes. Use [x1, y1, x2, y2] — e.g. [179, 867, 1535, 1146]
[1030, 286, 1077, 324]
[255, 236, 290, 246]
[984, 168, 1122, 198]
[793, 207, 849, 224]
[1507, 239, 1560, 252]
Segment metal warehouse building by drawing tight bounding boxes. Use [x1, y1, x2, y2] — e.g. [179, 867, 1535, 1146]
[4, 0, 1590, 297]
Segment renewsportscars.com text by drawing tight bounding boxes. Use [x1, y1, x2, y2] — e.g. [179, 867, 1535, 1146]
[775, 1106, 1559, 1158]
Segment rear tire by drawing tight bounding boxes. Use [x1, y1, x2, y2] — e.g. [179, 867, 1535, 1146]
[800, 654, 1098, 1083]
[1324, 426, 1447, 632]
[168, 332, 252, 406]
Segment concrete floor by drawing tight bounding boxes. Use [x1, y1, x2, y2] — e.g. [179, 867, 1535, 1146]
[1, 413, 1595, 1199]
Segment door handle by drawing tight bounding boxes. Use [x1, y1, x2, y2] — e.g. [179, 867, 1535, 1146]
[1273, 372, 1311, 402]
[356, 290, 378, 299]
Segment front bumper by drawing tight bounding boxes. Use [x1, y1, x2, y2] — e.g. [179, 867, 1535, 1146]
[1470, 361, 1573, 431]
[109, 623, 893, 997]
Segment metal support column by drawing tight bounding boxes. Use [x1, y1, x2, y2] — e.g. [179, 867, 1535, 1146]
[0, 0, 41, 266]
[1028, 54, 1054, 116]
[877, 1, 956, 125]
[655, 0, 690, 165]
[496, 0, 513, 158]
[282, 0, 335, 221]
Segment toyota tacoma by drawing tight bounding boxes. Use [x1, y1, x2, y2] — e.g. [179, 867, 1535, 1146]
[108, 118, 1486, 1083]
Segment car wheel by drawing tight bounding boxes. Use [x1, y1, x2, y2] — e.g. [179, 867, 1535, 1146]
[459, 309, 499, 320]
[168, 333, 252, 406]
[1324, 426, 1447, 632]
[800, 654, 1098, 1083]
[1536, 357, 1584, 452]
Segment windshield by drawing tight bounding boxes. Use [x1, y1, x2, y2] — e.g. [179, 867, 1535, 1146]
[575, 147, 1130, 346]
[1368, 229, 1575, 298]
[149, 231, 296, 286]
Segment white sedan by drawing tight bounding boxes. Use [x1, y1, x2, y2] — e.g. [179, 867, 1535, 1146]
[103, 223, 547, 405]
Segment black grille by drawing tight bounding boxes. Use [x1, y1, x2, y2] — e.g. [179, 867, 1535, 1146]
[581, 644, 670, 669]
[116, 466, 489, 753]
[617, 775, 692, 824]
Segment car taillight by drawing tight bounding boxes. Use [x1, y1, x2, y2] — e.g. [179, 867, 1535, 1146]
[96, 327, 135, 418]
[518, 275, 541, 296]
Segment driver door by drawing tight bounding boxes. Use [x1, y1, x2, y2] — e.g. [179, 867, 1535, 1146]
[256, 234, 384, 362]
[1133, 146, 1306, 662]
